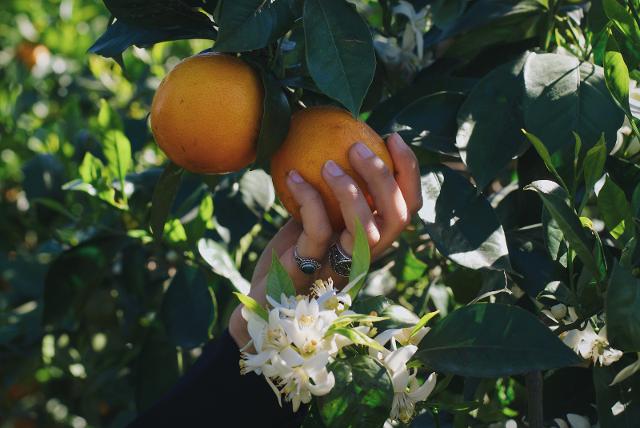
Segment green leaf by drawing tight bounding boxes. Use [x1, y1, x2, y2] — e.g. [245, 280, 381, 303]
[416, 303, 581, 377]
[233, 292, 268, 321]
[522, 130, 569, 192]
[523, 53, 624, 154]
[418, 165, 511, 270]
[605, 32, 632, 116]
[316, 355, 393, 428]
[326, 327, 385, 352]
[198, 238, 251, 294]
[456, 55, 530, 188]
[525, 180, 599, 277]
[411, 310, 440, 338]
[266, 250, 296, 301]
[103, 130, 132, 185]
[352, 295, 421, 331]
[603, 0, 640, 46]
[150, 162, 183, 243]
[583, 135, 608, 196]
[97, 98, 123, 130]
[597, 176, 636, 245]
[160, 265, 216, 349]
[346, 218, 371, 300]
[303, 0, 375, 116]
[248, 60, 291, 169]
[606, 258, 640, 351]
[215, 0, 294, 52]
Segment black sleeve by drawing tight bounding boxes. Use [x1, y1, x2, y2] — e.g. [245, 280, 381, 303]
[128, 329, 306, 428]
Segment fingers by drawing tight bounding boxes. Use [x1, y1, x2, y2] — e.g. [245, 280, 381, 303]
[279, 170, 333, 289]
[348, 141, 409, 238]
[387, 133, 422, 215]
[322, 160, 380, 254]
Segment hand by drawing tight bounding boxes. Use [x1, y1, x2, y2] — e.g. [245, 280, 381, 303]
[229, 133, 422, 347]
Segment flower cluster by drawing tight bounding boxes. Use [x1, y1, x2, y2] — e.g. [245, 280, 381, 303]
[238, 278, 437, 422]
[544, 304, 623, 366]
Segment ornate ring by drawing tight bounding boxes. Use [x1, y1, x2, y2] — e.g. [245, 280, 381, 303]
[293, 246, 321, 275]
[329, 242, 352, 277]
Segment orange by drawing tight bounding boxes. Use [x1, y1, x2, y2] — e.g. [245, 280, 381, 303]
[271, 106, 393, 231]
[150, 53, 263, 174]
[16, 42, 50, 70]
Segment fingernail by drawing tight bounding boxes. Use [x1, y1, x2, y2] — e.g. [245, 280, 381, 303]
[288, 170, 304, 183]
[324, 160, 344, 177]
[355, 142, 374, 159]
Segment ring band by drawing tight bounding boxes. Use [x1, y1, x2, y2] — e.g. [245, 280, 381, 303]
[293, 246, 321, 275]
[329, 243, 352, 277]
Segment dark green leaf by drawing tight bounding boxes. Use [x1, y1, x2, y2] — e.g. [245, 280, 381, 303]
[606, 258, 640, 351]
[456, 55, 529, 188]
[418, 165, 510, 270]
[303, 0, 375, 115]
[160, 265, 215, 349]
[583, 135, 607, 195]
[150, 162, 184, 243]
[390, 91, 466, 156]
[522, 130, 569, 191]
[525, 180, 598, 277]
[603, 0, 640, 46]
[416, 303, 581, 377]
[215, 0, 294, 52]
[593, 358, 640, 427]
[316, 355, 393, 428]
[523, 53, 624, 154]
[266, 250, 296, 301]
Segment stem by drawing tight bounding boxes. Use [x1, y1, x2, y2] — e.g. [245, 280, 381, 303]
[544, 0, 561, 51]
[526, 371, 544, 428]
[628, 0, 640, 29]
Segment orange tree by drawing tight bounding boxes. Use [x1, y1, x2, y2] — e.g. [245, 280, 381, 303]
[1, 0, 640, 427]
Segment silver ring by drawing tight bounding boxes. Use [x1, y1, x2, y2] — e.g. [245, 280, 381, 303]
[329, 243, 352, 277]
[293, 246, 321, 275]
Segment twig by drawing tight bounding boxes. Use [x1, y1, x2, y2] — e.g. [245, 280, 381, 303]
[526, 371, 544, 428]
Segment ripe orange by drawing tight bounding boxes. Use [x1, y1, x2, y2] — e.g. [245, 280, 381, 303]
[16, 42, 50, 70]
[150, 53, 263, 174]
[271, 106, 394, 231]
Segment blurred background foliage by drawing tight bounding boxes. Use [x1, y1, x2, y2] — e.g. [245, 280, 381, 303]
[1, 0, 640, 427]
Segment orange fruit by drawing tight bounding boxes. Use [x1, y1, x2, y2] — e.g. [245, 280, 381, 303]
[150, 53, 263, 174]
[271, 106, 393, 231]
[16, 42, 50, 70]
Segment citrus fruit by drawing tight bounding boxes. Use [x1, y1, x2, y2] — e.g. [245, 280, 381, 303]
[271, 106, 393, 231]
[150, 53, 263, 174]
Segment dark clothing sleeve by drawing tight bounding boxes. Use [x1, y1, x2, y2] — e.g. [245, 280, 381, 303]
[128, 329, 305, 428]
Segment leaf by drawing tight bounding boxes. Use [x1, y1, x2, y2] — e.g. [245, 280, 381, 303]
[266, 251, 296, 301]
[593, 359, 640, 427]
[352, 296, 420, 331]
[603, 0, 640, 46]
[303, 0, 375, 115]
[416, 303, 581, 377]
[214, 0, 295, 52]
[135, 324, 179, 412]
[583, 135, 608, 195]
[411, 311, 440, 338]
[233, 292, 268, 321]
[456, 55, 530, 188]
[346, 218, 371, 300]
[605, 31, 632, 116]
[524, 180, 599, 277]
[606, 259, 640, 351]
[418, 165, 511, 270]
[150, 162, 184, 243]
[597, 176, 636, 245]
[198, 239, 251, 294]
[103, 130, 132, 202]
[523, 53, 624, 154]
[160, 265, 216, 349]
[327, 327, 385, 352]
[522, 130, 569, 192]
[248, 60, 291, 169]
[391, 91, 466, 156]
[611, 356, 640, 386]
[316, 355, 393, 428]
[89, 18, 216, 61]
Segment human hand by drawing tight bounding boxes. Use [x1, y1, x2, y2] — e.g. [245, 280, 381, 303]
[229, 133, 422, 347]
